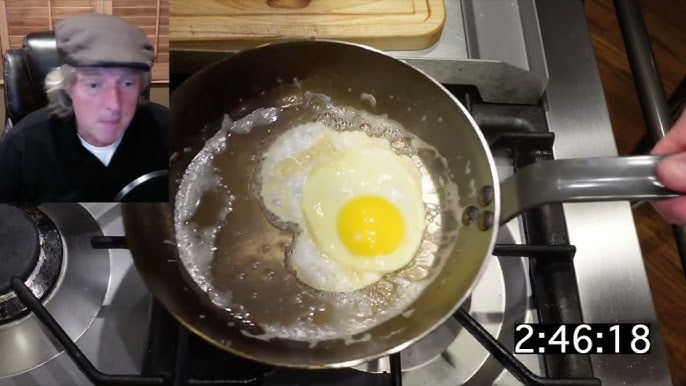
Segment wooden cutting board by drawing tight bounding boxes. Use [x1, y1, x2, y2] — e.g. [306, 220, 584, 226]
[171, 0, 446, 51]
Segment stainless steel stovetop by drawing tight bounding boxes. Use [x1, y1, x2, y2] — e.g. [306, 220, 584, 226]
[1, 203, 151, 386]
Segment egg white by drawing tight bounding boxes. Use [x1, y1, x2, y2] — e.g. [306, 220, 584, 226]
[259, 121, 424, 292]
[289, 231, 383, 292]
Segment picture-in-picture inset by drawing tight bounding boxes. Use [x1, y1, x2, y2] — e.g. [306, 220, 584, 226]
[0, 3, 169, 202]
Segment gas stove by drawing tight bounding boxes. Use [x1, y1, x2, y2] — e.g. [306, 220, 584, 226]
[0, 195, 535, 386]
[0, 1, 674, 385]
[0, 203, 150, 385]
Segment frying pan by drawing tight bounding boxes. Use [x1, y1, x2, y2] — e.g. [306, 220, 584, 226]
[122, 40, 680, 368]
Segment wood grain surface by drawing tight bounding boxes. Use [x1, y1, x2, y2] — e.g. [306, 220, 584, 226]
[170, 0, 446, 51]
[585, 1, 686, 384]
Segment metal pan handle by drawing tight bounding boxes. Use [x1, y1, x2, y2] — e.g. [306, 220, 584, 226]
[499, 154, 681, 224]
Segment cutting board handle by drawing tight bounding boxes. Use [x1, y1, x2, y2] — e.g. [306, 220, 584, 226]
[267, 0, 312, 9]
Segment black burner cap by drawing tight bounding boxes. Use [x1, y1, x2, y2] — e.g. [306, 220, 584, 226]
[0, 204, 40, 294]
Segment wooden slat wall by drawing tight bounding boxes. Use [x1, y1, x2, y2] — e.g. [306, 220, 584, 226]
[0, 2, 9, 54]
[0, 0, 169, 83]
[6, 1, 95, 47]
[112, 0, 169, 82]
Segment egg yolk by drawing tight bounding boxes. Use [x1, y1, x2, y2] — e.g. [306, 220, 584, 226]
[336, 195, 405, 257]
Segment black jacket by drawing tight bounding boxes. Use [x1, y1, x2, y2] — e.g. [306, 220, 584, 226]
[0, 102, 169, 202]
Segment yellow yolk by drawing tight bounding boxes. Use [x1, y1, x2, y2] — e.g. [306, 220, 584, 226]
[337, 195, 405, 257]
[301, 144, 424, 274]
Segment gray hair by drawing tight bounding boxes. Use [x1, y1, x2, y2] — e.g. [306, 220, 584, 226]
[44, 64, 152, 117]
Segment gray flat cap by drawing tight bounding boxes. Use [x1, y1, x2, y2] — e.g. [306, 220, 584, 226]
[55, 13, 154, 70]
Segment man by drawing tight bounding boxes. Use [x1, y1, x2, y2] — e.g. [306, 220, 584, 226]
[653, 108, 686, 225]
[0, 13, 168, 202]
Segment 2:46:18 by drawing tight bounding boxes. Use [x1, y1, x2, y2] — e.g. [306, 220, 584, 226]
[514, 323, 651, 355]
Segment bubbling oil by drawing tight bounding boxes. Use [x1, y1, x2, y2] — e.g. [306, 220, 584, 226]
[174, 82, 461, 344]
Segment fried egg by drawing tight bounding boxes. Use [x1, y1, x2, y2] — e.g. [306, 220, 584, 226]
[302, 148, 425, 273]
[258, 121, 425, 292]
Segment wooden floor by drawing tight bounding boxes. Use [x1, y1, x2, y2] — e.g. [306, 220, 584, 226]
[584, 1, 686, 384]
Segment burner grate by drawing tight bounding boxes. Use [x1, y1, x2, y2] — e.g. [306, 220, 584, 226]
[0, 204, 40, 294]
[0, 204, 63, 323]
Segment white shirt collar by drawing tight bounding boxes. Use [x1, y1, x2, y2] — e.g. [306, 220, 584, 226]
[77, 134, 123, 166]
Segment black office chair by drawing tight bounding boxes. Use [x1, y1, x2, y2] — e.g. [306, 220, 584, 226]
[3, 31, 61, 138]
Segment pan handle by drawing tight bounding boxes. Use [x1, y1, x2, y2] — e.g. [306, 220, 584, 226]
[499, 154, 681, 224]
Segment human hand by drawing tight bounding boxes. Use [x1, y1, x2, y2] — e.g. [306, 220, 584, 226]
[651, 109, 686, 225]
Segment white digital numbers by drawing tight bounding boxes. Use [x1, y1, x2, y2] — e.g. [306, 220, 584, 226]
[514, 324, 534, 354]
[514, 323, 651, 354]
[548, 325, 569, 353]
[610, 324, 620, 352]
[572, 324, 592, 353]
[631, 324, 651, 354]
